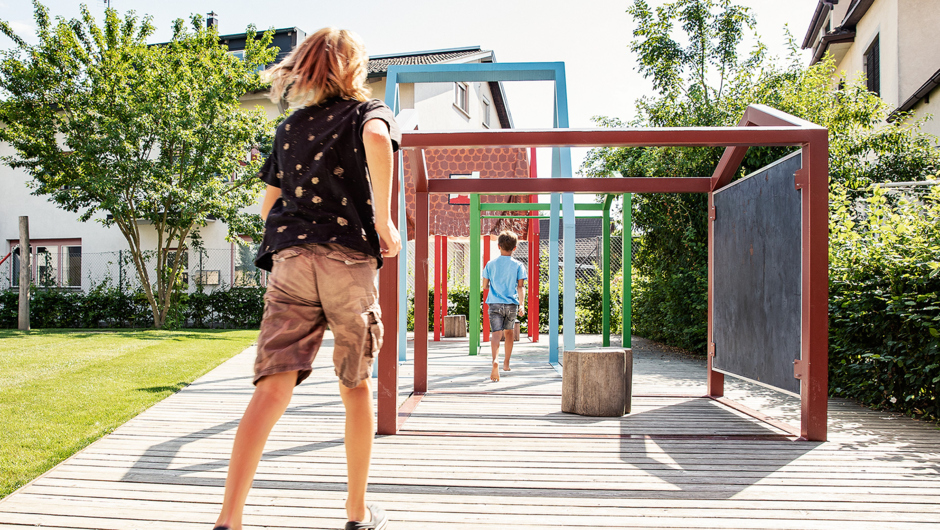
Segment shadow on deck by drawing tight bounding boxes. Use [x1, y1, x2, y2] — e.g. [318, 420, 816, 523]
[0, 334, 938, 529]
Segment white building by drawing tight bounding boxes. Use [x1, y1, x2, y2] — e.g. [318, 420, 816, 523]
[802, 0, 940, 137]
[1, 26, 512, 292]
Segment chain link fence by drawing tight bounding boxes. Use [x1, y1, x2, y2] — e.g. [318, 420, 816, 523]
[1, 245, 267, 292]
[406, 235, 637, 297]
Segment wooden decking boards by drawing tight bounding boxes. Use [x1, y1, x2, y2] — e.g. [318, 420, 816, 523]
[1, 335, 938, 529]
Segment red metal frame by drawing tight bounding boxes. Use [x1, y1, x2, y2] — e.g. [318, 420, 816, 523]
[441, 236, 448, 326]
[482, 235, 491, 343]
[382, 104, 829, 441]
[527, 147, 540, 342]
[433, 235, 442, 342]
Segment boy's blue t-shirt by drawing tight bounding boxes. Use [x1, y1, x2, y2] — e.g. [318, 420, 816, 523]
[482, 255, 527, 305]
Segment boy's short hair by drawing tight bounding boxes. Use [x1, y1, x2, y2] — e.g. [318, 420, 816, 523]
[497, 230, 518, 252]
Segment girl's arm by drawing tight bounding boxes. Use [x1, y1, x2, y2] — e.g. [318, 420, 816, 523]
[260, 185, 281, 221]
[363, 118, 402, 258]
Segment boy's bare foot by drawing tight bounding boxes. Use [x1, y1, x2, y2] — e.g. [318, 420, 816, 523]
[490, 362, 500, 382]
[502, 364, 511, 371]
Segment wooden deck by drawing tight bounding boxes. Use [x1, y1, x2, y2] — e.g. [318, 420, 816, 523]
[1, 335, 939, 529]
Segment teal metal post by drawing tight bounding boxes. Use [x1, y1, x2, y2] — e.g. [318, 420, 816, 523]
[602, 195, 613, 346]
[469, 194, 481, 356]
[548, 193, 561, 365]
[622, 193, 632, 348]
[562, 194, 576, 353]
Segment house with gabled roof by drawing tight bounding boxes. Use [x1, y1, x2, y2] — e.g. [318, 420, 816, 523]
[0, 23, 514, 292]
[802, 0, 940, 138]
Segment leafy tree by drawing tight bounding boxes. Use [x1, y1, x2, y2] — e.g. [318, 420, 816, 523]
[583, 0, 938, 352]
[0, 2, 276, 327]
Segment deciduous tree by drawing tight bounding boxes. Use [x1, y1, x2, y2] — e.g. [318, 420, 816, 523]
[0, 2, 276, 327]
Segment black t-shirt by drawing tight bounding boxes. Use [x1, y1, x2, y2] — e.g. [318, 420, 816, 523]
[254, 97, 401, 272]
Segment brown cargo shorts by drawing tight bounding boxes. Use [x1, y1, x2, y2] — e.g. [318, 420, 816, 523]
[254, 243, 383, 388]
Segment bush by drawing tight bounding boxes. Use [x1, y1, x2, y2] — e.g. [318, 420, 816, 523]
[0, 284, 264, 329]
[828, 184, 940, 421]
[406, 271, 626, 336]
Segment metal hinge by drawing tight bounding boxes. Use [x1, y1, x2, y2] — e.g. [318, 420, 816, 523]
[709, 205, 716, 221]
[794, 169, 808, 190]
[708, 342, 716, 358]
[793, 359, 805, 380]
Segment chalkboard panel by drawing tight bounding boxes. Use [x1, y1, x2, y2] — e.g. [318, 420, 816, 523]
[712, 151, 802, 396]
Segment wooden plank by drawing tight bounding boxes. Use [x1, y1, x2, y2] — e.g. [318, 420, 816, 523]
[2, 336, 939, 530]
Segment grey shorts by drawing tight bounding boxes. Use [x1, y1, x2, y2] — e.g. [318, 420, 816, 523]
[488, 303, 518, 332]
[255, 243, 383, 388]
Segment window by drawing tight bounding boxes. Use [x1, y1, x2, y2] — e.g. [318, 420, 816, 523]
[454, 82, 469, 115]
[165, 248, 189, 286]
[233, 240, 264, 287]
[482, 98, 491, 128]
[9, 240, 82, 289]
[865, 36, 880, 96]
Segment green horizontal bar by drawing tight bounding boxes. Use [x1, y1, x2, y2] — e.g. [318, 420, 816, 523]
[480, 214, 605, 219]
[480, 203, 551, 211]
[480, 202, 606, 211]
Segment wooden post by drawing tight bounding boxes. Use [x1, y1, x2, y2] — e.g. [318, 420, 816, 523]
[18, 216, 30, 331]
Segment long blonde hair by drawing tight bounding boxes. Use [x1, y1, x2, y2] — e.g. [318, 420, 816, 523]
[264, 28, 371, 107]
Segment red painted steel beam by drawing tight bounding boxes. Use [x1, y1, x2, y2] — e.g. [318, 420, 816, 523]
[742, 104, 821, 129]
[442, 236, 448, 322]
[414, 152, 430, 395]
[710, 146, 750, 191]
[426, 177, 713, 194]
[706, 192, 724, 398]
[800, 130, 830, 442]
[376, 160, 401, 436]
[401, 127, 817, 149]
[433, 235, 441, 342]
[483, 237, 490, 343]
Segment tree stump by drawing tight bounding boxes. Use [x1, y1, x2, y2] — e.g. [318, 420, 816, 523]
[561, 348, 633, 416]
[443, 315, 467, 337]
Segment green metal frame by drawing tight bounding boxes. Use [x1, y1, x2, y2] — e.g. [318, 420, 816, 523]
[470, 194, 632, 353]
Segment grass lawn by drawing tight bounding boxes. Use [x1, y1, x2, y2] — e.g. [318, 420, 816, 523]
[0, 329, 258, 499]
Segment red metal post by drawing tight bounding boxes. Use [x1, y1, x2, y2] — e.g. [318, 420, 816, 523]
[706, 191, 724, 398]
[442, 235, 448, 322]
[482, 234, 490, 342]
[376, 160, 401, 436]
[800, 131, 830, 442]
[414, 150, 430, 394]
[433, 235, 442, 342]
[528, 147, 539, 342]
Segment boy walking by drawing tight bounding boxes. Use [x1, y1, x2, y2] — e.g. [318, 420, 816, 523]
[482, 230, 527, 382]
[213, 28, 400, 530]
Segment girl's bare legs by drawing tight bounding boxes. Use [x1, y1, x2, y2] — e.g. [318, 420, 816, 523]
[339, 377, 374, 522]
[214, 371, 297, 530]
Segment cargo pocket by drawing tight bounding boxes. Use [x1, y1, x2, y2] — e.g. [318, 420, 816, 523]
[367, 309, 383, 358]
[326, 247, 374, 266]
[272, 247, 302, 263]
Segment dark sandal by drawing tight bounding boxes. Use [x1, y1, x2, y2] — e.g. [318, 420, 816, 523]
[344, 503, 388, 530]
[213, 527, 230, 530]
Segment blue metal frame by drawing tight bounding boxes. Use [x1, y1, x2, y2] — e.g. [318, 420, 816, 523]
[382, 62, 573, 369]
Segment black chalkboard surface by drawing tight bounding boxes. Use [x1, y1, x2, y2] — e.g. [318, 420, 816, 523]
[712, 151, 802, 396]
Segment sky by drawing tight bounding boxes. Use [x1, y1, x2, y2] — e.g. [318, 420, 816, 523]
[1, 0, 822, 174]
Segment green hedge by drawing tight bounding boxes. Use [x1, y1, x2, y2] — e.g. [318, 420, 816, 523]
[829, 184, 940, 421]
[406, 271, 625, 335]
[0, 286, 264, 329]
